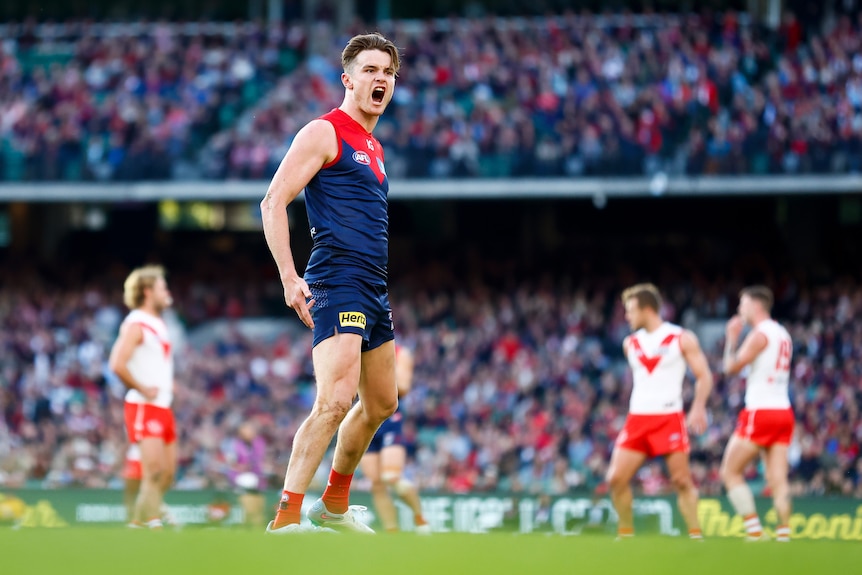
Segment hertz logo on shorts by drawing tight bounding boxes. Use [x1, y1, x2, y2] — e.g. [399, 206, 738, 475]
[339, 311, 367, 329]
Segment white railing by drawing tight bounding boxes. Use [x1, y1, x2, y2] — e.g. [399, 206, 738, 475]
[0, 174, 860, 202]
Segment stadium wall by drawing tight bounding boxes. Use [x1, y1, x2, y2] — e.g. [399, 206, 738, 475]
[3, 489, 861, 540]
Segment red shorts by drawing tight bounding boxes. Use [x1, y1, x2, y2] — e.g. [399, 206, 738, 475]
[124, 458, 142, 481]
[616, 412, 689, 458]
[124, 402, 176, 444]
[734, 408, 794, 446]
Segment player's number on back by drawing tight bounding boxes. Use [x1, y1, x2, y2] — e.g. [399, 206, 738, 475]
[774, 338, 791, 374]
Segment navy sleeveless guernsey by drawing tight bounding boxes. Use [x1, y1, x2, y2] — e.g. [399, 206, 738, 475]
[303, 108, 389, 288]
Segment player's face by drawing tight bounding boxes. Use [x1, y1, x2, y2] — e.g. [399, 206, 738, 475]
[148, 277, 173, 312]
[344, 49, 396, 116]
[624, 298, 645, 331]
[738, 294, 755, 323]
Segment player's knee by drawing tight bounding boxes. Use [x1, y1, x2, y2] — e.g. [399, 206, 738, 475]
[144, 466, 164, 483]
[367, 397, 398, 425]
[671, 473, 694, 492]
[768, 474, 789, 495]
[381, 470, 401, 487]
[605, 469, 627, 491]
[719, 463, 739, 486]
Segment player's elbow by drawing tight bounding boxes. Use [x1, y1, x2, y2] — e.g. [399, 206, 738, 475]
[108, 359, 124, 377]
[259, 194, 275, 216]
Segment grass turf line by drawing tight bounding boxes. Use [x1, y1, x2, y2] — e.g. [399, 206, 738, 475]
[3, 528, 861, 575]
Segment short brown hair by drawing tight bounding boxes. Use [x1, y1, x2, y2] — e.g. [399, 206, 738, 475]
[123, 265, 165, 309]
[342, 33, 400, 74]
[740, 285, 773, 312]
[621, 283, 662, 312]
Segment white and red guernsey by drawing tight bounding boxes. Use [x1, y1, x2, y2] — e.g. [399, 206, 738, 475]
[625, 322, 686, 415]
[122, 309, 174, 409]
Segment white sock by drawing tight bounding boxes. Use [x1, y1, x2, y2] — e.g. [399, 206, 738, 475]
[742, 514, 762, 535]
[727, 484, 757, 517]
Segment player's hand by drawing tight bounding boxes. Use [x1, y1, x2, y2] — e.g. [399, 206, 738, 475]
[139, 386, 159, 401]
[687, 405, 708, 435]
[283, 275, 315, 329]
[725, 315, 744, 342]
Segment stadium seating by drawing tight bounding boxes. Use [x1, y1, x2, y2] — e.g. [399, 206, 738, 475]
[0, 263, 859, 498]
[0, 21, 306, 182]
[2, 11, 862, 181]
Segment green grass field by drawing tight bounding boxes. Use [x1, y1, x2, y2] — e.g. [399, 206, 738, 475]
[4, 528, 861, 575]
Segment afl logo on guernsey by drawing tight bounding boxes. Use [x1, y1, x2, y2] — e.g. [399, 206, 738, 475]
[352, 151, 371, 165]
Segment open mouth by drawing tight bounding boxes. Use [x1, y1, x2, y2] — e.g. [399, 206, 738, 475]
[372, 87, 385, 103]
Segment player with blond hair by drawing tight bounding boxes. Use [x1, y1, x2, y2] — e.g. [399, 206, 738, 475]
[607, 283, 713, 540]
[721, 286, 795, 542]
[109, 265, 176, 529]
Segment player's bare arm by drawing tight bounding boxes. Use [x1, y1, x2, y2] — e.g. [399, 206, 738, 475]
[108, 322, 158, 401]
[680, 330, 713, 435]
[261, 119, 338, 329]
[722, 317, 767, 375]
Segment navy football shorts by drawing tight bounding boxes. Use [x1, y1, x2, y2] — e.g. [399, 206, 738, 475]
[367, 411, 404, 454]
[308, 282, 395, 351]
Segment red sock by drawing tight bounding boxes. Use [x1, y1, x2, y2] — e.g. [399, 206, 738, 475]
[618, 526, 634, 537]
[415, 513, 428, 526]
[272, 490, 304, 529]
[321, 469, 353, 514]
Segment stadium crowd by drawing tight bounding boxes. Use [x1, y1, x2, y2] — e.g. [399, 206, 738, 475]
[2, 9, 862, 181]
[1, 263, 860, 499]
[0, 20, 306, 181]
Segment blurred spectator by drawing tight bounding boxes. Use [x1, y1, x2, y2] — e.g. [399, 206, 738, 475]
[1, 258, 860, 499]
[0, 21, 306, 181]
[223, 420, 268, 528]
[3, 11, 862, 181]
[207, 10, 862, 180]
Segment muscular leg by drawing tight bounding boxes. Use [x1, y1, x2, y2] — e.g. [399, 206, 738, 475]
[282, 333, 363, 493]
[331, 340, 398, 476]
[135, 437, 166, 524]
[360, 451, 399, 531]
[763, 444, 792, 527]
[124, 478, 140, 523]
[381, 444, 426, 529]
[161, 441, 176, 495]
[664, 451, 700, 534]
[720, 435, 763, 537]
[606, 447, 647, 534]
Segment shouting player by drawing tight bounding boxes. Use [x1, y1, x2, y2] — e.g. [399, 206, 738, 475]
[261, 33, 400, 534]
[359, 344, 429, 533]
[721, 286, 794, 542]
[607, 283, 713, 539]
[109, 265, 176, 529]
